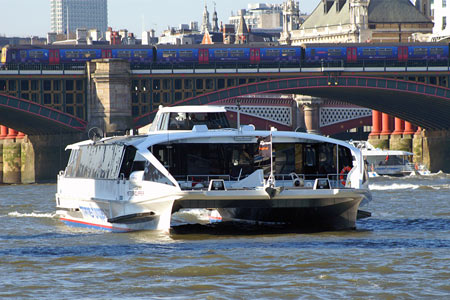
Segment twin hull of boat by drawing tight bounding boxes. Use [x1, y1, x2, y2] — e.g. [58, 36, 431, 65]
[177, 188, 366, 230]
[56, 176, 367, 231]
[56, 177, 179, 232]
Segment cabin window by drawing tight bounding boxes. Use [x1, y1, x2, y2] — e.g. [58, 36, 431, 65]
[29, 51, 44, 58]
[266, 49, 280, 57]
[378, 48, 393, 56]
[282, 49, 296, 56]
[20, 51, 27, 59]
[362, 48, 377, 56]
[230, 50, 244, 57]
[430, 47, 444, 55]
[413, 48, 428, 56]
[119, 146, 137, 179]
[179, 50, 193, 57]
[65, 51, 79, 58]
[162, 50, 177, 58]
[134, 50, 148, 58]
[215, 50, 228, 57]
[143, 161, 175, 186]
[82, 51, 97, 58]
[327, 49, 341, 57]
[64, 144, 126, 179]
[117, 51, 131, 58]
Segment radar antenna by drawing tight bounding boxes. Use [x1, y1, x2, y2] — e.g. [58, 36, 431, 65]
[88, 127, 104, 142]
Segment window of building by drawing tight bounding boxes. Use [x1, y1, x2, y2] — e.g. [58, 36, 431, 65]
[443, 0, 447, 8]
[443, 16, 447, 30]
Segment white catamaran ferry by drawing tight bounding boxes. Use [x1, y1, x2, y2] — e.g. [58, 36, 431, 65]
[349, 140, 430, 177]
[56, 106, 372, 232]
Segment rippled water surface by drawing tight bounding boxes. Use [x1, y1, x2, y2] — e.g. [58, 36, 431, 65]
[1, 174, 449, 299]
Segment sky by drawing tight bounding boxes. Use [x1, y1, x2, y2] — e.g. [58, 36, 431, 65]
[0, 0, 319, 38]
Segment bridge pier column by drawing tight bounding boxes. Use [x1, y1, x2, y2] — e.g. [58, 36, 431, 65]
[413, 130, 450, 173]
[403, 121, 415, 135]
[369, 110, 382, 136]
[392, 118, 404, 135]
[2, 136, 21, 184]
[87, 59, 132, 136]
[296, 95, 322, 135]
[0, 126, 6, 183]
[26, 133, 84, 183]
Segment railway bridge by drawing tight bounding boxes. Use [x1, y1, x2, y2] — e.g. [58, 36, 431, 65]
[1, 59, 450, 183]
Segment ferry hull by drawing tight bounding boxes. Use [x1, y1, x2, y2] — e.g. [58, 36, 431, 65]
[175, 188, 368, 231]
[218, 197, 362, 230]
[57, 209, 163, 232]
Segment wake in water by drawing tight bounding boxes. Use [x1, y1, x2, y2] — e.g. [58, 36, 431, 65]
[369, 171, 450, 191]
[7, 211, 56, 219]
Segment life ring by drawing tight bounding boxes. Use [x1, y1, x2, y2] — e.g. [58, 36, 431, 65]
[340, 166, 352, 186]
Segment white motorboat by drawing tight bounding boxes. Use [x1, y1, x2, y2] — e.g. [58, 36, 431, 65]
[56, 106, 372, 232]
[349, 140, 430, 177]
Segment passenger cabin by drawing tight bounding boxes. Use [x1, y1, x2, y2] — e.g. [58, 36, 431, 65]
[149, 106, 231, 132]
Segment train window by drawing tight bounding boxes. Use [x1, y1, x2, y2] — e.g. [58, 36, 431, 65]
[430, 48, 444, 55]
[266, 49, 279, 57]
[362, 48, 377, 56]
[413, 48, 428, 56]
[215, 50, 228, 57]
[117, 51, 131, 58]
[134, 50, 148, 58]
[230, 50, 244, 57]
[327, 49, 341, 56]
[66, 51, 79, 58]
[29, 51, 44, 58]
[179, 50, 193, 57]
[163, 51, 177, 58]
[282, 49, 296, 56]
[82, 51, 97, 58]
[20, 51, 27, 59]
[378, 48, 393, 56]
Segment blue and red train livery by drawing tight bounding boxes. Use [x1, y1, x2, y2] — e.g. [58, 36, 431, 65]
[1, 42, 449, 66]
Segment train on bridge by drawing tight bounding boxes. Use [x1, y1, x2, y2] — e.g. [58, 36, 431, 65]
[1, 42, 449, 67]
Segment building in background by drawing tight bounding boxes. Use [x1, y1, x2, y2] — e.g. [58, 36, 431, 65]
[229, 3, 284, 30]
[411, 0, 432, 18]
[50, 0, 108, 35]
[432, 0, 450, 41]
[282, 0, 433, 45]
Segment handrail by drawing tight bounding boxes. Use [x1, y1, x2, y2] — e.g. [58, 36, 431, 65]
[2, 59, 450, 74]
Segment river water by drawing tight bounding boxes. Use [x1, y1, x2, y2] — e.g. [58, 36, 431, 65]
[1, 174, 449, 299]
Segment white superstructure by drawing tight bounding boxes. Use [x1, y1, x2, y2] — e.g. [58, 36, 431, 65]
[56, 106, 371, 232]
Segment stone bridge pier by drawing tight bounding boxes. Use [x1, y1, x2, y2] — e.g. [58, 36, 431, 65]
[0, 128, 84, 184]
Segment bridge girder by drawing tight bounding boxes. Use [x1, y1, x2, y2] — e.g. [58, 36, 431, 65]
[0, 93, 87, 135]
[135, 76, 450, 130]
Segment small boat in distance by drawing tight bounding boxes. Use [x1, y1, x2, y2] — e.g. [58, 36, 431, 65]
[55, 105, 372, 232]
[349, 140, 430, 177]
